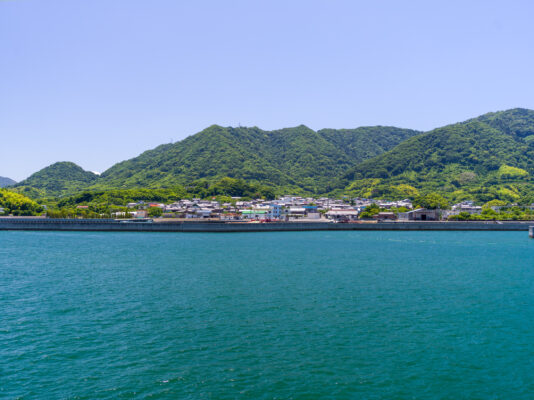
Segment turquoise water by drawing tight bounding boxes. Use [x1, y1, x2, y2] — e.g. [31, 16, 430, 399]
[2, 231, 534, 399]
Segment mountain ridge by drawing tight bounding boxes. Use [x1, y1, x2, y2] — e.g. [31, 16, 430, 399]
[96, 124, 419, 193]
[15, 124, 419, 196]
[15, 162, 99, 197]
[0, 176, 16, 188]
[12, 108, 534, 202]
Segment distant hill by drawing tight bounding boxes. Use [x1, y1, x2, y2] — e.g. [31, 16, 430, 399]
[343, 108, 534, 203]
[15, 162, 99, 196]
[95, 125, 418, 194]
[17, 109, 534, 203]
[0, 176, 16, 188]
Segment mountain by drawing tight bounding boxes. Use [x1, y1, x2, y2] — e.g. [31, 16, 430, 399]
[95, 125, 419, 193]
[15, 162, 99, 196]
[18, 109, 534, 202]
[0, 176, 16, 188]
[343, 108, 534, 203]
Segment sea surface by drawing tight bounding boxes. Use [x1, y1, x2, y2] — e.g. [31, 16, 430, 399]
[2, 230, 534, 399]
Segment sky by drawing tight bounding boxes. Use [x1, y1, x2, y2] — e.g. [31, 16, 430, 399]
[1, 0, 534, 181]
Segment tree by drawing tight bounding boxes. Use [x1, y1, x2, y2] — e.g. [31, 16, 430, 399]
[148, 207, 163, 217]
[359, 203, 380, 219]
[482, 199, 507, 209]
[0, 189, 43, 216]
[414, 193, 449, 209]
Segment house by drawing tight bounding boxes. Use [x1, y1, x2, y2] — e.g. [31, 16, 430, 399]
[374, 212, 397, 221]
[287, 207, 306, 217]
[196, 208, 213, 218]
[305, 212, 321, 219]
[112, 211, 132, 218]
[241, 209, 268, 220]
[377, 201, 396, 209]
[268, 204, 283, 219]
[185, 208, 212, 218]
[134, 210, 148, 218]
[164, 202, 182, 212]
[398, 208, 440, 221]
[396, 199, 413, 209]
[451, 201, 482, 214]
[325, 209, 359, 221]
[220, 212, 241, 221]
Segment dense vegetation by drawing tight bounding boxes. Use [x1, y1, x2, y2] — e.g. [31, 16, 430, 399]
[0, 176, 16, 188]
[55, 178, 274, 207]
[40, 177, 276, 217]
[0, 189, 43, 216]
[10, 109, 534, 206]
[449, 207, 534, 221]
[95, 125, 418, 194]
[12, 125, 418, 197]
[15, 162, 98, 196]
[343, 108, 534, 203]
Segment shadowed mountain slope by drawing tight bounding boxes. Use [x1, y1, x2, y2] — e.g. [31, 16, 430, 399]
[0, 176, 16, 188]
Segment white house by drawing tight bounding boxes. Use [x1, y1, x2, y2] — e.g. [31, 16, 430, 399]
[451, 201, 482, 214]
[288, 207, 306, 216]
[325, 209, 359, 221]
[241, 209, 268, 220]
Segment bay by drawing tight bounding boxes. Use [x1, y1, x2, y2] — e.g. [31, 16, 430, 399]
[1, 231, 534, 399]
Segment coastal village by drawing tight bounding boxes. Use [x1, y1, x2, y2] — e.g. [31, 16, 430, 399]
[95, 196, 497, 222]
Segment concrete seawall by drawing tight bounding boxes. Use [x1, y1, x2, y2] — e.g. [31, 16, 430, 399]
[0, 218, 532, 232]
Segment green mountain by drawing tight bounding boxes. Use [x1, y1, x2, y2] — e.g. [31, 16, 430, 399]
[0, 176, 16, 188]
[343, 108, 534, 203]
[18, 109, 534, 203]
[15, 162, 99, 197]
[95, 125, 419, 193]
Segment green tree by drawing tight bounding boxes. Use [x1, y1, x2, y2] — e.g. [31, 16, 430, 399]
[148, 207, 163, 217]
[414, 193, 449, 209]
[482, 199, 507, 209]
[359, 203, 380, 218]
[0, 189, 43, 216]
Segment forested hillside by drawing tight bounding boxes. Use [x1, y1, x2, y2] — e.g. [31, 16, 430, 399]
[96, 125, 418, 194]
[15, 162, 99, 196]
[343, 108, 534, 203]
[15, 125, 418, 196]
[13, 109, 534, 203]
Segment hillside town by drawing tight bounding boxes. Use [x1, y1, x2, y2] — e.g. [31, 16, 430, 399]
[95, 196, 518, 222]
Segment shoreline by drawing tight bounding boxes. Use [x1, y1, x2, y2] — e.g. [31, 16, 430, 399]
[0, 218, 532, 232]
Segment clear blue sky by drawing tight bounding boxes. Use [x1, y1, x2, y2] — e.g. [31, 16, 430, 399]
[2, 0, 534, 181]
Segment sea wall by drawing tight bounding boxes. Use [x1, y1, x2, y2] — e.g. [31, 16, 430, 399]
[0, 218, 532, 232]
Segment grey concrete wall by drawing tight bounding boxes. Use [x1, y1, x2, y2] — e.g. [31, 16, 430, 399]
[0, 218, 532, 232]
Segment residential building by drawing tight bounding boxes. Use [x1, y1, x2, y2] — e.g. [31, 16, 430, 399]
[398, 208, 440, 221]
